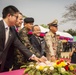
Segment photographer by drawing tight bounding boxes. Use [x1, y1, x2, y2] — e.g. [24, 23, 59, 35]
[69, 47, 76, 63]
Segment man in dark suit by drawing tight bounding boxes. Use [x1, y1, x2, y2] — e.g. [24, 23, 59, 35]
[0, 5, 39, 72]
[7, 12, 23, 70]
[29, 25, 46, 56]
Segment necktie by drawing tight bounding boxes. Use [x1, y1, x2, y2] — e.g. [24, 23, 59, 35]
[37, 37, 41, 44]
[5, 27, 9, 45]
[16, 27, 18, 32]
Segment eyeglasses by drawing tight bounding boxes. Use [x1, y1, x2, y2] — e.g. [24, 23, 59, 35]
[54, 26, 58, 28]
[11, 14, 18, 19]
[13, 15, 18, 19]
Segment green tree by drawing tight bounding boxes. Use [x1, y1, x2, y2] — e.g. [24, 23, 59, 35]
[40, 24, 48, 28]
[63, 29, 76, 36]
[61, 1, 76, 23]
[23, 15, 26, 18]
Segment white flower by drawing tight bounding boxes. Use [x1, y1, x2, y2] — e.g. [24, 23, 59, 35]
[43, 68, 48, 71]
[29, 64, 34, 67]
[45, 61, 51, 64]
[37, 62, 46, 66]
[49, 66, 54, 70]
[61, 68, 66, 73]
[36, 65, 40, 69]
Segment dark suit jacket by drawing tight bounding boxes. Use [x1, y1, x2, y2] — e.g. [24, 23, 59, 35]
[0, 20, 32, 72]
[29, 35, 44, 56]
[6, 26, 22, 70]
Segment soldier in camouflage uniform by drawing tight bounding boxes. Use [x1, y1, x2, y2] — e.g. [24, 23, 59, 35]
[44, 19, 58, 62]
[56, 34, 63, 59]
[13, 17, 41, 69]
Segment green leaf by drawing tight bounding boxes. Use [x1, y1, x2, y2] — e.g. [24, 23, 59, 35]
[31, 69, 36, 75]
[28, 70, 33, 75]
[23, 68, 31, 73]
[20, 65, 27, 68]
[52, 73, 60, 75]
[35, 71, 41, 75]
[61, 71, 70, 75]
[57, 67, 61, 73]
[42, 73, 47, 75]
[69, 72, 75, 75]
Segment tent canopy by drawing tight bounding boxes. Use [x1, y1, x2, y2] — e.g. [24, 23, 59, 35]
[39, 25, 73, 39]
[56, 31, 73, 39]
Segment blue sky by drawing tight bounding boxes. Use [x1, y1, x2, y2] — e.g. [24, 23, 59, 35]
[0, 0, 76, 31]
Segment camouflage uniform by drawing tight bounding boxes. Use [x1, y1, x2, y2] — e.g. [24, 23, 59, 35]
[44, 31, 57, 61]
[13, 27, 41, 69]
[56, 39, 63, 59]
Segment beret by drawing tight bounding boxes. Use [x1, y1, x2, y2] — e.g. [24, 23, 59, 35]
[24, 17, 34, 23]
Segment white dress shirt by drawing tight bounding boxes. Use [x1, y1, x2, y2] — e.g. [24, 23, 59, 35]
[3, 20, 9, 45]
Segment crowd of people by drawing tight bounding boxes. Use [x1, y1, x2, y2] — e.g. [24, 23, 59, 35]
[0, 5, 76, 73]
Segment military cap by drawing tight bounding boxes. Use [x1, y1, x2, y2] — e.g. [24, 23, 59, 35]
[48, 19, 58, 27]
[24, 17, 34, 23]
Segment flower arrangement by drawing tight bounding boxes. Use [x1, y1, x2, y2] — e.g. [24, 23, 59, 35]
[21, 59, 76, 75]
